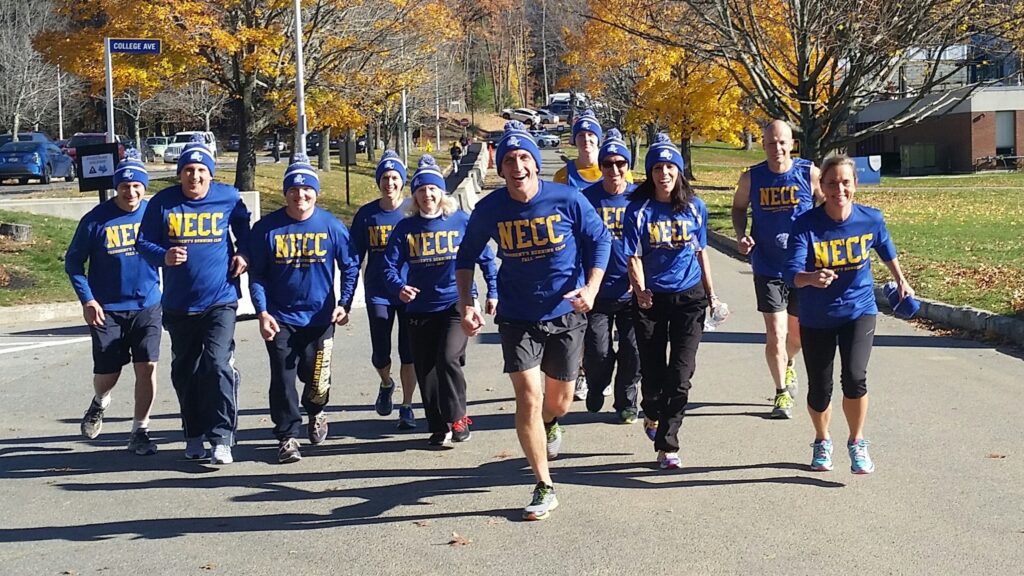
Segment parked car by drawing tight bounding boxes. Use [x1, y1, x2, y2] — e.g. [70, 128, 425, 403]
[535, 108, 560, 124]
[0, 141, 75, 184]
[143, 136, 171, 162]
[65, 132, 125, 162]
[163, 131, 218, 163]
[263, 137, 287, 153]
[546, 101, 573, 120]
[227, 134, 240, 152]
[0, 132, 53, 147]
[501, 107, 541, 128]
[531, 130, 561, 148]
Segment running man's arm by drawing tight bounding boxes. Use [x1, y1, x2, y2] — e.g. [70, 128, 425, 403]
[731, 170, 754, 255]
[810, 165, 824, 205]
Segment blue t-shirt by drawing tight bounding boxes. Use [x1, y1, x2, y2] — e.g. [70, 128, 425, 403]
[248, 207, 359, 327]
[456, 180, 611, 322]
[137, 182, 251, 314]
[64, 199, 161, 311]
[383, 210, 498, 314]
[748, 158, 815, 278]
[622, 196, 707, 293]
[582, 182, 636, 301]
[351, 198, 409, 306]
[784, 204, 897, 329]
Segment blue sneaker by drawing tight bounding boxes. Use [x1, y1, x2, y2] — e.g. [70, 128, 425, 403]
[810, 438, 833, 471]
[375, 378, 395, 417]
[397, 405, 416, 430]
[643, 417, 658, 441]
[848, 439, 875, 474]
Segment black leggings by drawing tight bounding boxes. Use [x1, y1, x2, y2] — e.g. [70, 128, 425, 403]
[800, 315, 876, 413]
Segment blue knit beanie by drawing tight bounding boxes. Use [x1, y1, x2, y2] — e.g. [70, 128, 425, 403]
[113, 149, 149, 189]
[645, 133, 685, 176]
[598, 128, 632, 168]
[410, 154, 446, 193]
[177, 133, 216, 176]
[375, 150, 407, 188]
[495, 120, 542, 176]
[282, 153, 320, 195]
[572, 109, 603, 143]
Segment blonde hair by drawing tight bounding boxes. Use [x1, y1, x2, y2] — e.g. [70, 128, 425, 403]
[820, 154, 857, 183]
[406, 191, 459, 218]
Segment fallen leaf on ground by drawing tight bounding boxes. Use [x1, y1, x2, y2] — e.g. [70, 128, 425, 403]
[986, 453, 1007, 459]
[448, 532, 472, 546]
[200, 564, 216, 571]
[493, 451, 513, 459]
[414, 520, 432, 527]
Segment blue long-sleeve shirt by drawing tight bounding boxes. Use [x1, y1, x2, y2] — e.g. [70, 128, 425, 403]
[383, 210, 497, 314]
[248, 207, 359, 327]
[351, 198, 410, 306]
[64, 199, 161, 311]
[784, 204, 897, 329]
[456, 180, 611, 322]
[136, 182, 251, 313]
[622, 196, 708, 293]
[582, 182, 636, 301]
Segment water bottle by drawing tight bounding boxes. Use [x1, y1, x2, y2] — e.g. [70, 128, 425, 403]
[704, 302, 730, 331]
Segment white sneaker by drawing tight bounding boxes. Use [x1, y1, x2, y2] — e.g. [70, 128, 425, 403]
[210, 444, 233, 465]
[573, 374, 587, 401]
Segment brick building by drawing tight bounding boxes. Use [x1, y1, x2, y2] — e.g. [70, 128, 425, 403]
[852, 86, 1024, 174]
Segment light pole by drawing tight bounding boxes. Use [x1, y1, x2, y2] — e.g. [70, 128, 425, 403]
[293, 0, 308, 157]
[57, 65, 64, 141]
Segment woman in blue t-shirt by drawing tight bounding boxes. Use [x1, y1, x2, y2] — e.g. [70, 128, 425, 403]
[623, 134, 719, 471]
[785, 154, 914, 475]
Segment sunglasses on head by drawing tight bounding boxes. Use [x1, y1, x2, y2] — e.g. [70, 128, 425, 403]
[600, 160, 629, 169]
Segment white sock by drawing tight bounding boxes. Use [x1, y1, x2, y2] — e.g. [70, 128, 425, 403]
[94, 393, 112, 409]
[132, 419, 149, 433]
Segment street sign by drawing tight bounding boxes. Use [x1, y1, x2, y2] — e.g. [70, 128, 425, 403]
[459, 118, 471, 127]
[108, 39, 161, 55]
[75, 143, 119, 201]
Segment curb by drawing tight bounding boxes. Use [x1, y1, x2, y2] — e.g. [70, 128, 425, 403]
[0, 301, 83, 326]
[706, 229, 1024, 346]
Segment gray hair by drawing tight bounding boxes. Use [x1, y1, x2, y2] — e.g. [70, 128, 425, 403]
[406, 192, 459, 218]
[820, 154, 857, 182]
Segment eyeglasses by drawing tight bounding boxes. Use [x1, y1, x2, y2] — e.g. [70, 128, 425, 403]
[600, 160, 629, 170]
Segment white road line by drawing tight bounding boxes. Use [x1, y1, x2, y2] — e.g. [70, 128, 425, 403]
[0, 337, 90, 356]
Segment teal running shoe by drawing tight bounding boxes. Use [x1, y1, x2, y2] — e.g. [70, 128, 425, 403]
[848, 439, 875, 474]
[810, 438, 833, 471]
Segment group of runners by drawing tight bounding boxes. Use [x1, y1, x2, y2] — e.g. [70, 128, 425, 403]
[64, 113, 914, 521]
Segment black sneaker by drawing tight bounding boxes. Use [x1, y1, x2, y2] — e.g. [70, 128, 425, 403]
[278, 438, 302, 464]
[585, 385, 605, 413]
[308, 412, 328, 445]
[427, 431, 453, 449]
[451, 416, 472, 442]
[375, 378, 395, 416]
[127, 428, 158, 455]
[80, 400, 105, 439]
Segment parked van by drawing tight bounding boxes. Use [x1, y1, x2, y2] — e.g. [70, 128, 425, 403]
[162, 131, 218, 164]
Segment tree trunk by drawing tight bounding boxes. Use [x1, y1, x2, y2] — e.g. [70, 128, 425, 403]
[629, 133, 640, 168]
[680, 136, 694, 181]
[319, 126, 331, 172]
[743, 129, 754, 151]
[11, 113, 21, 139]
[367, 122, 376, 163]
[233, 95, 257, 192]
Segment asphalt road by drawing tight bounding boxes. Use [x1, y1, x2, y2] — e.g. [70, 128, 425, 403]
[1, 243, 1022, 575]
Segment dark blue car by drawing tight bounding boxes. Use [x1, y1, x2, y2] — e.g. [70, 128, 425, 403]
[0, 141, 76, 184]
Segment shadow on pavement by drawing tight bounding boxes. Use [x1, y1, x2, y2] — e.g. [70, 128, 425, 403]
[702, 330, 992, 349]
[6, 325, 92, 337]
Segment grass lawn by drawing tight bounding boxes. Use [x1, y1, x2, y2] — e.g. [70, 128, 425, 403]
[0, 210, 78, 306]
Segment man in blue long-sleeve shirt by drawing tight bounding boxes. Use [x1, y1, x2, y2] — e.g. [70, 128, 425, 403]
[455, 121, 611, 521]
[65, 152, 161, 456]
[137, 136, 251, 465]
[248, 157, 359, 464]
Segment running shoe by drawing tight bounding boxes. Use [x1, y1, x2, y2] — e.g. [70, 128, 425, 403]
[427, 431, 453, 449]
[810, 438, 833, 471]
[545, 422, 563, 459]
[784, 364, 799, 397]
[522, 482, 558, 521]
[573, 373, 588, 401]
[210, 444, 233, 465]
[848, 439, 875, 474]
[184, 437, 208, 460]
[643, 417, 658, 441]
[375, 377, 395, 416]
[308, 412, 328, 445]
[278, 438, 302, 464]
[127, 428, 158, 456]
[619, 407, 639, 425]
[585, 385, 605, 413]
[80, 400, 105, 439]
[770, 390, 794, 419]
[657, 450, 681, 470]
[451, 416, 472, 442]
[603, 385, 612, 397]
[397, 405, 417, 430]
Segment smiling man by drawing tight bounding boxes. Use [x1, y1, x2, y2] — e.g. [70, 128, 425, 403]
[456, 120, 611, 521]
[137, 134, 251, 465]
[248, 155, 358, 464]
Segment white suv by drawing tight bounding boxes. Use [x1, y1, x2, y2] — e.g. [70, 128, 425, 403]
[163, 131, 217, 163]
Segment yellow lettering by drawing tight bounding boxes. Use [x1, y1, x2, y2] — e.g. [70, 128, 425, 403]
[314, 233, 327, 256]
[813, 241, 830, 269]
[846, 236, 862, 264]
[407, 233, 420, 258]
[447, 230, 458, 253]
[211, 213, 223, 236]
[529, 217, 549, 247]
[759, 188, 769, 206]
[119, 223, 136, 246]
[860, 233, 872, 259]
[497, 221, 515, 251]
[421, 232, 436, 257]
[105, 226, 121, 248]
[168, 213, 183, 237]
[546, 215, 563, 244]
[198, 213, 211, 236]
[275, 235, 288, 258]
[829, 239, 847, 266]
[514, 220, 533, 249]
